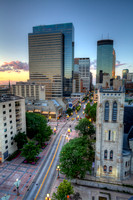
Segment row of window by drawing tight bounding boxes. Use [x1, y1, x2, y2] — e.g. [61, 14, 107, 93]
[5, 143, 14, 149]
[3, 104, 11, 108]
[103, 93, 121, 96]
[104, 150, 113, 160]
[5, 137, 14, 144]
[4, 127, 13, 133]
[3, 109, 12, 114]
[105, 101, 117, 122]
[103, 165, 112, 173]
[3, 115, 12, 121]
[125, 161, 130, 167]
[4, 121, 12, 126]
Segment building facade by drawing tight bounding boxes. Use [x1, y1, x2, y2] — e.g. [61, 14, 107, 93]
[122, 69, 129, 79]
[0, 94, 26, 162]
[29, 23, 74, 98]
[74, 58, 90, 92]
[95, 87, 132, 181]
[12, 82, 45, 100]
[96, 39, 115, 83]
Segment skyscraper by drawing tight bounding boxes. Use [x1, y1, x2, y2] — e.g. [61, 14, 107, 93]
[74, 58, 90, 92]
[96, 39, 115, 83]
[28, 23, 74, 99]
[122, 69, 129, 79]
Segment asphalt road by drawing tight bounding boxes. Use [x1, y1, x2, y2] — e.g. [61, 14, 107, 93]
[23, 103, 85, 200]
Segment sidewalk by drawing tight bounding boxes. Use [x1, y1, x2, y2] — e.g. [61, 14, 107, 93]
[0, 125, 61, 200]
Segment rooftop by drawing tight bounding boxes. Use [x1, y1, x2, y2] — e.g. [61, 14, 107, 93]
[0, 94, 24, 102]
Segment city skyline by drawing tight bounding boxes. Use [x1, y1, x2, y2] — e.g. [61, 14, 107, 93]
[0, 0, 133, 85]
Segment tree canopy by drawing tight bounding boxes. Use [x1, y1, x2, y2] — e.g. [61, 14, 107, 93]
[85, 103, 97, 121]
[52, 179, 74, 200]
[14, 132, 27, 150]
[59, 137, 94, 179]
[26, 113, 52, 142]
[75, 118, 95, 138]
[66, 108, 73, 116]
[21, 141, 41, 162]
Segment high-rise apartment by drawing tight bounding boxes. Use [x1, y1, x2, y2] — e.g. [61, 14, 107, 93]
[0, 94, 26, 162]
[74, 58, 90, 92]
[28, 23, 74, 99]
[96, 39, 115, 83]
[122, 69, 129, 79]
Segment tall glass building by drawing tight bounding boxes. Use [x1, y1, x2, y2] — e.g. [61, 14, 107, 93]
[96, 39, 115, 83]
[28, 23, 74, 99]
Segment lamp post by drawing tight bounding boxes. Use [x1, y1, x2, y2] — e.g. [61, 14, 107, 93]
[1, 194, 10, 200]
[45, 193, 51, 200]
[14, 178, 21, 196]
[56, 165, 60, 178]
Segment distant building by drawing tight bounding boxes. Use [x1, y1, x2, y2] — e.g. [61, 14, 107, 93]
[12, 82, 45, 100]
[96, 39, 115, 83]
[72, 72, 80, 93]
[26, 99, 63, 119]
[122, 69, 129, 79]
[127, 72, 133, 82]
[0, 94, 26, 162]
[115, 75, 121, 80]
[74, 58, 90, 92]
[29, 23, 74, 98]
[95, 87, 133, 181]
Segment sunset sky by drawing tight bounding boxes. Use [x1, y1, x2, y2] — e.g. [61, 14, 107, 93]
[0, 0, 133, 85]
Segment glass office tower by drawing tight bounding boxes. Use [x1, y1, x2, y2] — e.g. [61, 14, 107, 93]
[96, 39, 115, 83]
[29, 23, 74, 99]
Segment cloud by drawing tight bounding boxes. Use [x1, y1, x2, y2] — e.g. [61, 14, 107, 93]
[0, 61, 29, 72]
[115, 60, 126, 67]
[90, 59, 97, 70]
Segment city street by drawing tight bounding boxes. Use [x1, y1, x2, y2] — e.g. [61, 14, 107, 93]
[0, 103, 85, 200]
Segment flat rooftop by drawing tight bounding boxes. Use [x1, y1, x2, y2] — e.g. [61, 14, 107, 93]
[0, 94, 24, 102]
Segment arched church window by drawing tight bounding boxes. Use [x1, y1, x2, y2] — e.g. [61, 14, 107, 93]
[112, 101, 117, 122]
[109, 166, 112, 173]
[108, 130, 111, 141]
[104, 101, 109, 122]
[104, 150, 107, 159]
[110, 150, 113, 160]
[103, 165, 107, 172]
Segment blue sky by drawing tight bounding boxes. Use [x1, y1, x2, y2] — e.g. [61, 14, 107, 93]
[0, 0, 133, 84]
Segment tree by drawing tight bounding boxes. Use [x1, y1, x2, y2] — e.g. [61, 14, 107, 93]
[59, 137, 94, 179]
[21, 141, 41, 162]
[66, 108, 73, 116]
[75, 118, 95, 138]
[52, 179, 74, 200]
[26, 113, 52, 144]
[85, 103, 97, 121]
[26, 112, 47, 139]
[14, 132, 27, 150]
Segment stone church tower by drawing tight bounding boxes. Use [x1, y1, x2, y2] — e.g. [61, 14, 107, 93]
[95, 87, 125, 181]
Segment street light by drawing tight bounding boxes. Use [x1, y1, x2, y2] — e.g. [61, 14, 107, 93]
[45, 193, 51, 200]
[14, 178, 21, 196]
[1, 194, 10, 200]
[56, 165, 60, 178]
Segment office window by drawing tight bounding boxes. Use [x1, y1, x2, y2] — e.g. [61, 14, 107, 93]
[112, 101, 117, 122]
[4, 129, 7, 132]
[3, 105, 5, 108]
[5, 146, 8, 149]
[5, 140, 8, 144]
[110, 150, 113, 160]
[10, 131, 13, 135]
[3, 111, 6, 114]
[104, 150, 108, 159]
[5, 134, 7, 138]
[104, 101, 109, 122]
[9, 103, 11, 107]
[3, 117, 6, 121]
[9, 109, 12, 112]
[4, 123, 7, 126]
[11, 142, 14, 145]
[10, 126, 13, 129]
[11, 137, 13, 140]
[10, 121, 12, 124]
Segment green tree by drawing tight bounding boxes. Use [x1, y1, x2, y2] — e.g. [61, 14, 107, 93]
[52, 179, 74, 200]
[35, 125, 52, 147]
[26, 113, 52, 144]
[85, 103, 97, 121]
[66, 108, 73, 116]
[26, 112, 47, 139]
[21, 141, 41, 162]
[75, 118, 95, 138]
[14, 132, 28, 150]
[59, 137, 94, 179]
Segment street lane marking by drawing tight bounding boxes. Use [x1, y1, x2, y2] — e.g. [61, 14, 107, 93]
[34, 135, 62, 200]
